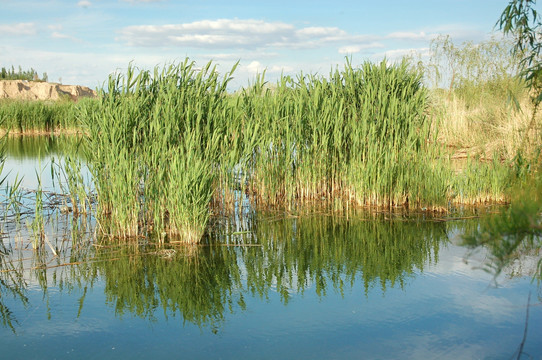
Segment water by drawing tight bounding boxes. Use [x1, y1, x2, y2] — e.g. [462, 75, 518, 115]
[0, 136, 540, 359]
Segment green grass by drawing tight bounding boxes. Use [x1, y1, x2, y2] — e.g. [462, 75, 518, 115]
[0, 99, 88, 133]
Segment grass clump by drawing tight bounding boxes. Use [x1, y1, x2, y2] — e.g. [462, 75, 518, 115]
[235, 59, 447, 210]
[81, 60, 236, 242]
[0, 99, 85, 134]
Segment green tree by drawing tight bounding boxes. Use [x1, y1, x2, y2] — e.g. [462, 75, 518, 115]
[498, 0, 542, 103]
[465, 1, 542, 280]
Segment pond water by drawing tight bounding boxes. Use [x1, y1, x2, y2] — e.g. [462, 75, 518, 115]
[0, 136, 540, 359]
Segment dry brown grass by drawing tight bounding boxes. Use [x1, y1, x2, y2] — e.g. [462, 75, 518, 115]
[433, 90, 541, 161]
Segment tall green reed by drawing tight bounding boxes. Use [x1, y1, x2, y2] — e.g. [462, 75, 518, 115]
[234, 59, 448, 210]
[81, 59, 237, 242]
[77, 57, 523, 243]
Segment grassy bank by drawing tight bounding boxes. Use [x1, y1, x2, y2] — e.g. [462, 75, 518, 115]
[423, 35, 540, 162]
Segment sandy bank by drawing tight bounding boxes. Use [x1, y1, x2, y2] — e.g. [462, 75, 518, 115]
[0, 80, 96, 101]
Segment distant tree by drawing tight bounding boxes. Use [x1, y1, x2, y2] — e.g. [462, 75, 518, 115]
[0, 65, 48, 81]
[426, 34, 520, 93]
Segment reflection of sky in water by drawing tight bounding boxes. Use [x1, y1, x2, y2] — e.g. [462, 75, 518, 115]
[3, 156, 58, 191]
[3, 156, 92, 192]
[2, 136, 91, 193]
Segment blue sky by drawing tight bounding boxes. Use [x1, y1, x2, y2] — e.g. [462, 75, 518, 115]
[0, 0, 518, 88]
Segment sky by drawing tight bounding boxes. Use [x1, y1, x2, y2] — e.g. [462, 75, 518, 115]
[0, 0, 520, 89]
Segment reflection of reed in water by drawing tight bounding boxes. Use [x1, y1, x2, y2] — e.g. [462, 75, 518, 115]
[3, 135, 83, 160]
[0, 240, 29, 333]
[0, 212, 456, 331]
[82, 213, 449, 328]
[0, 190, 96, 335]
[245, 213, 448, 300]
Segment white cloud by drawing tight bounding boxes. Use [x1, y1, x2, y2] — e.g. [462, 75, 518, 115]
[203, 53, 242, 61]
[246, 61, 263, 74]
[0, 23, 36, 36]
[51, 32, 70, 39]
[49, 25, 83, 43]
[202, 52, 279, 61]
[243, 61, 293, 75]
[119, 19, 297, 49]
[269, 65, 293, 73]
[296, 26, 347, 39]
[338, 42, 384, 54]
[77, 0, 92, 8]
[372, 47, 430, 61]
[118, 18, 458, 56]
[50, 32, 82, 43]
[48, 24, 63, 31]
[387, 31, 431, 41]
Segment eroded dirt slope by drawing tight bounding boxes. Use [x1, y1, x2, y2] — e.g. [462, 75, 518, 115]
[0, 80, 96, 101]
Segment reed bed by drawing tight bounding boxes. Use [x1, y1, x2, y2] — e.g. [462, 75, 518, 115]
[81, 60, 236, 242]
[231, 60, 448, 210]
[74, 58, 528, 243]
[0, 99, 87, 134]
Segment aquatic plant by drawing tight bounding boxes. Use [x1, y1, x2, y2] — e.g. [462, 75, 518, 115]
[81, 59, 237, 242]
[76, 57, 528, 242]
[234, 59, 448, 210]
[0, 99, 85, 134]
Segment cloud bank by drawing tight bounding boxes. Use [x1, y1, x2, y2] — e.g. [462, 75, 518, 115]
[118, 18, 410, 53]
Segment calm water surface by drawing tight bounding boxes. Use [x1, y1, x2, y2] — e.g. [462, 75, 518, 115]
[0, 137, 540, 359]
